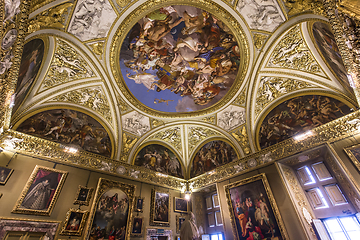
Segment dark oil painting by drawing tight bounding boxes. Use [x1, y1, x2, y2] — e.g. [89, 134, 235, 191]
[16, 109, 112, 157]
[89, 188, 129, 240]
[228, 179, 283, 240]
[13, 38, 45, 113]
[134, 144, 184, 179]
[190, 140, 238, 178]
[313, 22, 351, 92]
[259, 95, 352, 149]
[120, 5, 241, 113]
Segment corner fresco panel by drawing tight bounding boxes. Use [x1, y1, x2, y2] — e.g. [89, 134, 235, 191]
[15, 109, 112, 157]
[134, 144, 184, 179]
[190, 140, 238, 178]
[259, 95, 352, 149]
[120, 5, 240, 113]
[13, 39, 45, 113]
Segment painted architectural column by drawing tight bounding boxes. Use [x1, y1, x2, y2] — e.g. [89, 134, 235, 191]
[323, 0, 360, 106]
[0, 0, 29, 133]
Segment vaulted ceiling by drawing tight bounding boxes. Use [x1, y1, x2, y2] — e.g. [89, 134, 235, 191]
[9, 0, 357, 180]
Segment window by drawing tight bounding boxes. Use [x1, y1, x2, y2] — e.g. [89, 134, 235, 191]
[323, 216, 360, 240]
[206, 193, 223, 227]
[201, 233, 224, 240]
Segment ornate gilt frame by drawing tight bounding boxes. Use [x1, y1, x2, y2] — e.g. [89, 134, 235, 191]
[0, 166, 14, 185]
[12, 165, 68, 216]
[224, 173, 289, 240]
[176, 215, 186, 234]
[344, 143, 360, 172]
[84, 178, 136, 240]
[150, 189, 170, 227]
[73, 185, 94, 206]
[60, 208, 89, 236]
[134, 196, 144, 213]
[130, 216, 144, 237]
[174, 197, 188, 213]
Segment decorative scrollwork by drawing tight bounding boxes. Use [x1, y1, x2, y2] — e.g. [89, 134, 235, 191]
[150, 118, 165, 128]
[283, 0, 324, 16]
[148, 127, 182, 153]
[231, 124, 251, 155]
[120, 132, 138, 162]
[188, 126, 217, 154]
[233, 89, 246, 107]
[201, 116, 215, 124]
[253, 33, 268, 49]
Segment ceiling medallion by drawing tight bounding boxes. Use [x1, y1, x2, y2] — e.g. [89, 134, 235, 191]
[111, 0, 249, 118]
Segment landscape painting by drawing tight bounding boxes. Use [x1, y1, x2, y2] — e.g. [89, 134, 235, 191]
[15, 109, 112, 157]
[13, 38, 45, 113]
[134, 144, 184, 178]
[313, 22, 351, 92]
[190, 140, 238, 178]
[119, 5, 241, 113]
[259, 95, 352, 149]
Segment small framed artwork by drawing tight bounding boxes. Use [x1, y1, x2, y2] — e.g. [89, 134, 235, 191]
[12, 165, 68, 216]
[150, 189, 170, 227]
[345, 144, 360, 172]
[176, 215, 186, 234]
[0, 166, 14, 185]
[174, 197, 188, 213]
[224, 173, 288, 240]
[134, 196, 144, 212]
[73, 185, 93, 206]
[60, 208, 89, 236]
[131, 216, 144, 237]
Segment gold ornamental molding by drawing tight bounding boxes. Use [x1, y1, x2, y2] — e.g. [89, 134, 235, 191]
[110, 0, 250, 118]
[283, 0, 325, 17]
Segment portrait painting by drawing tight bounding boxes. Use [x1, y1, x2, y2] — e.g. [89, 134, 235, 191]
[119, 5, 241, 113]
[190, 139, 238, 178]
[174, 197, 188, 213]
[134, 144, 184, 179]
[60, 209, 89, 236]
[224, 173, 288, 240]
[259, 95, 352, 149]
[15, 109, 112, 157]
[0, 166, 13, 185]
[344, 144, 360, 172]
[134, 196, 144, 212]
[73, 185, 94, 206]
[131, 217, 143, 237]
[150, 189, 170, 227]
[12, 165, 68, 216]
[13, 38, 45, 113]
[312, 22, 351, 92]
[85, 178, 135, 240]
[176, 215, 186, 234]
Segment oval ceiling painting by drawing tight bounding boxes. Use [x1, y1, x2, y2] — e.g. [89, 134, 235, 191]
[15, 109, 112, 157]
[134, 144, 184, 179]
[120, 5, 241, 113]
[259, 95, 352, 149]
[190, 140, 238, 178]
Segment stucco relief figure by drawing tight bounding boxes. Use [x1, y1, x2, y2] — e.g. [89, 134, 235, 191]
[180, 212, 200, 240]
[68, 0, 117, 41]
[236, 0, 284, 32]
[4, 0, 21, 24]
[217, 105, 246, 131]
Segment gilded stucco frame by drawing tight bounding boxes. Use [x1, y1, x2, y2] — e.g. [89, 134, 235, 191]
[73, 185, 94, 206]
[130, 216, 144, 237]
[176, 215, 186, 234]
[224, 173, 289, 240]
[344, 143, 360, 172]
[59, 208, 89, 236]
[150, 189, 171, 227]
[84, 178, 136, 240]
[174, 197, 188, 213]
[12, 165, 68, 216]
[134, 196, 145, 213]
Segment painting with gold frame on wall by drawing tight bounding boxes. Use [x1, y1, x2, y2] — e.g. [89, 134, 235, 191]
[344, 143, 360, 172]
[60, 208, 89, 236]
[73, 185, 94, 206]
[84, 178, 135, 240]
[0, 166, 14, 185]
[12, 165, 68, 216]
[130, 216, 144, 237]
[174, 197, 188, 213]
[224, 173, 288, 240]
[150, 189, 170, 227]
[134, 196, 144, 213]
[176, 215, 186, 234]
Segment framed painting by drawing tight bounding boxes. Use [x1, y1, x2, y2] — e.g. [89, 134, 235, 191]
[134, 196, 144, 212]
[150, 189, 170, 227]
[84, 178, 135, 240]
[0, 166, 14, 185]
[174, 197, 188, 213]
[60, 209, 88, 236]
[73, 185, 93, 206]
[344, 144, 360, 172]
[130, 217, 144, 237]
[176, 215, 186, 234]
[12, 165, 68, 216]
[224, 173, 288, 240]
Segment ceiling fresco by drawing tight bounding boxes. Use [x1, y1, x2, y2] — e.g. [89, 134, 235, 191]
[120, 5, 241, 113]
[5, 0, 359, 182]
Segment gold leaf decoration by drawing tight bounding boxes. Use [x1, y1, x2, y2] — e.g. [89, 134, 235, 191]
[283, 0, 324, 16]
[149, 127, 182, 154]
[233, 89, 246, 106]
[188, 126, 217, 154]
[201, 116, 215, 124]
[151, 118, 165, 128]
[120, 132, 138, 162]
[88, 41, 104, 59]
[253, 33, 268, 49]
[231, 124, 251, 155]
